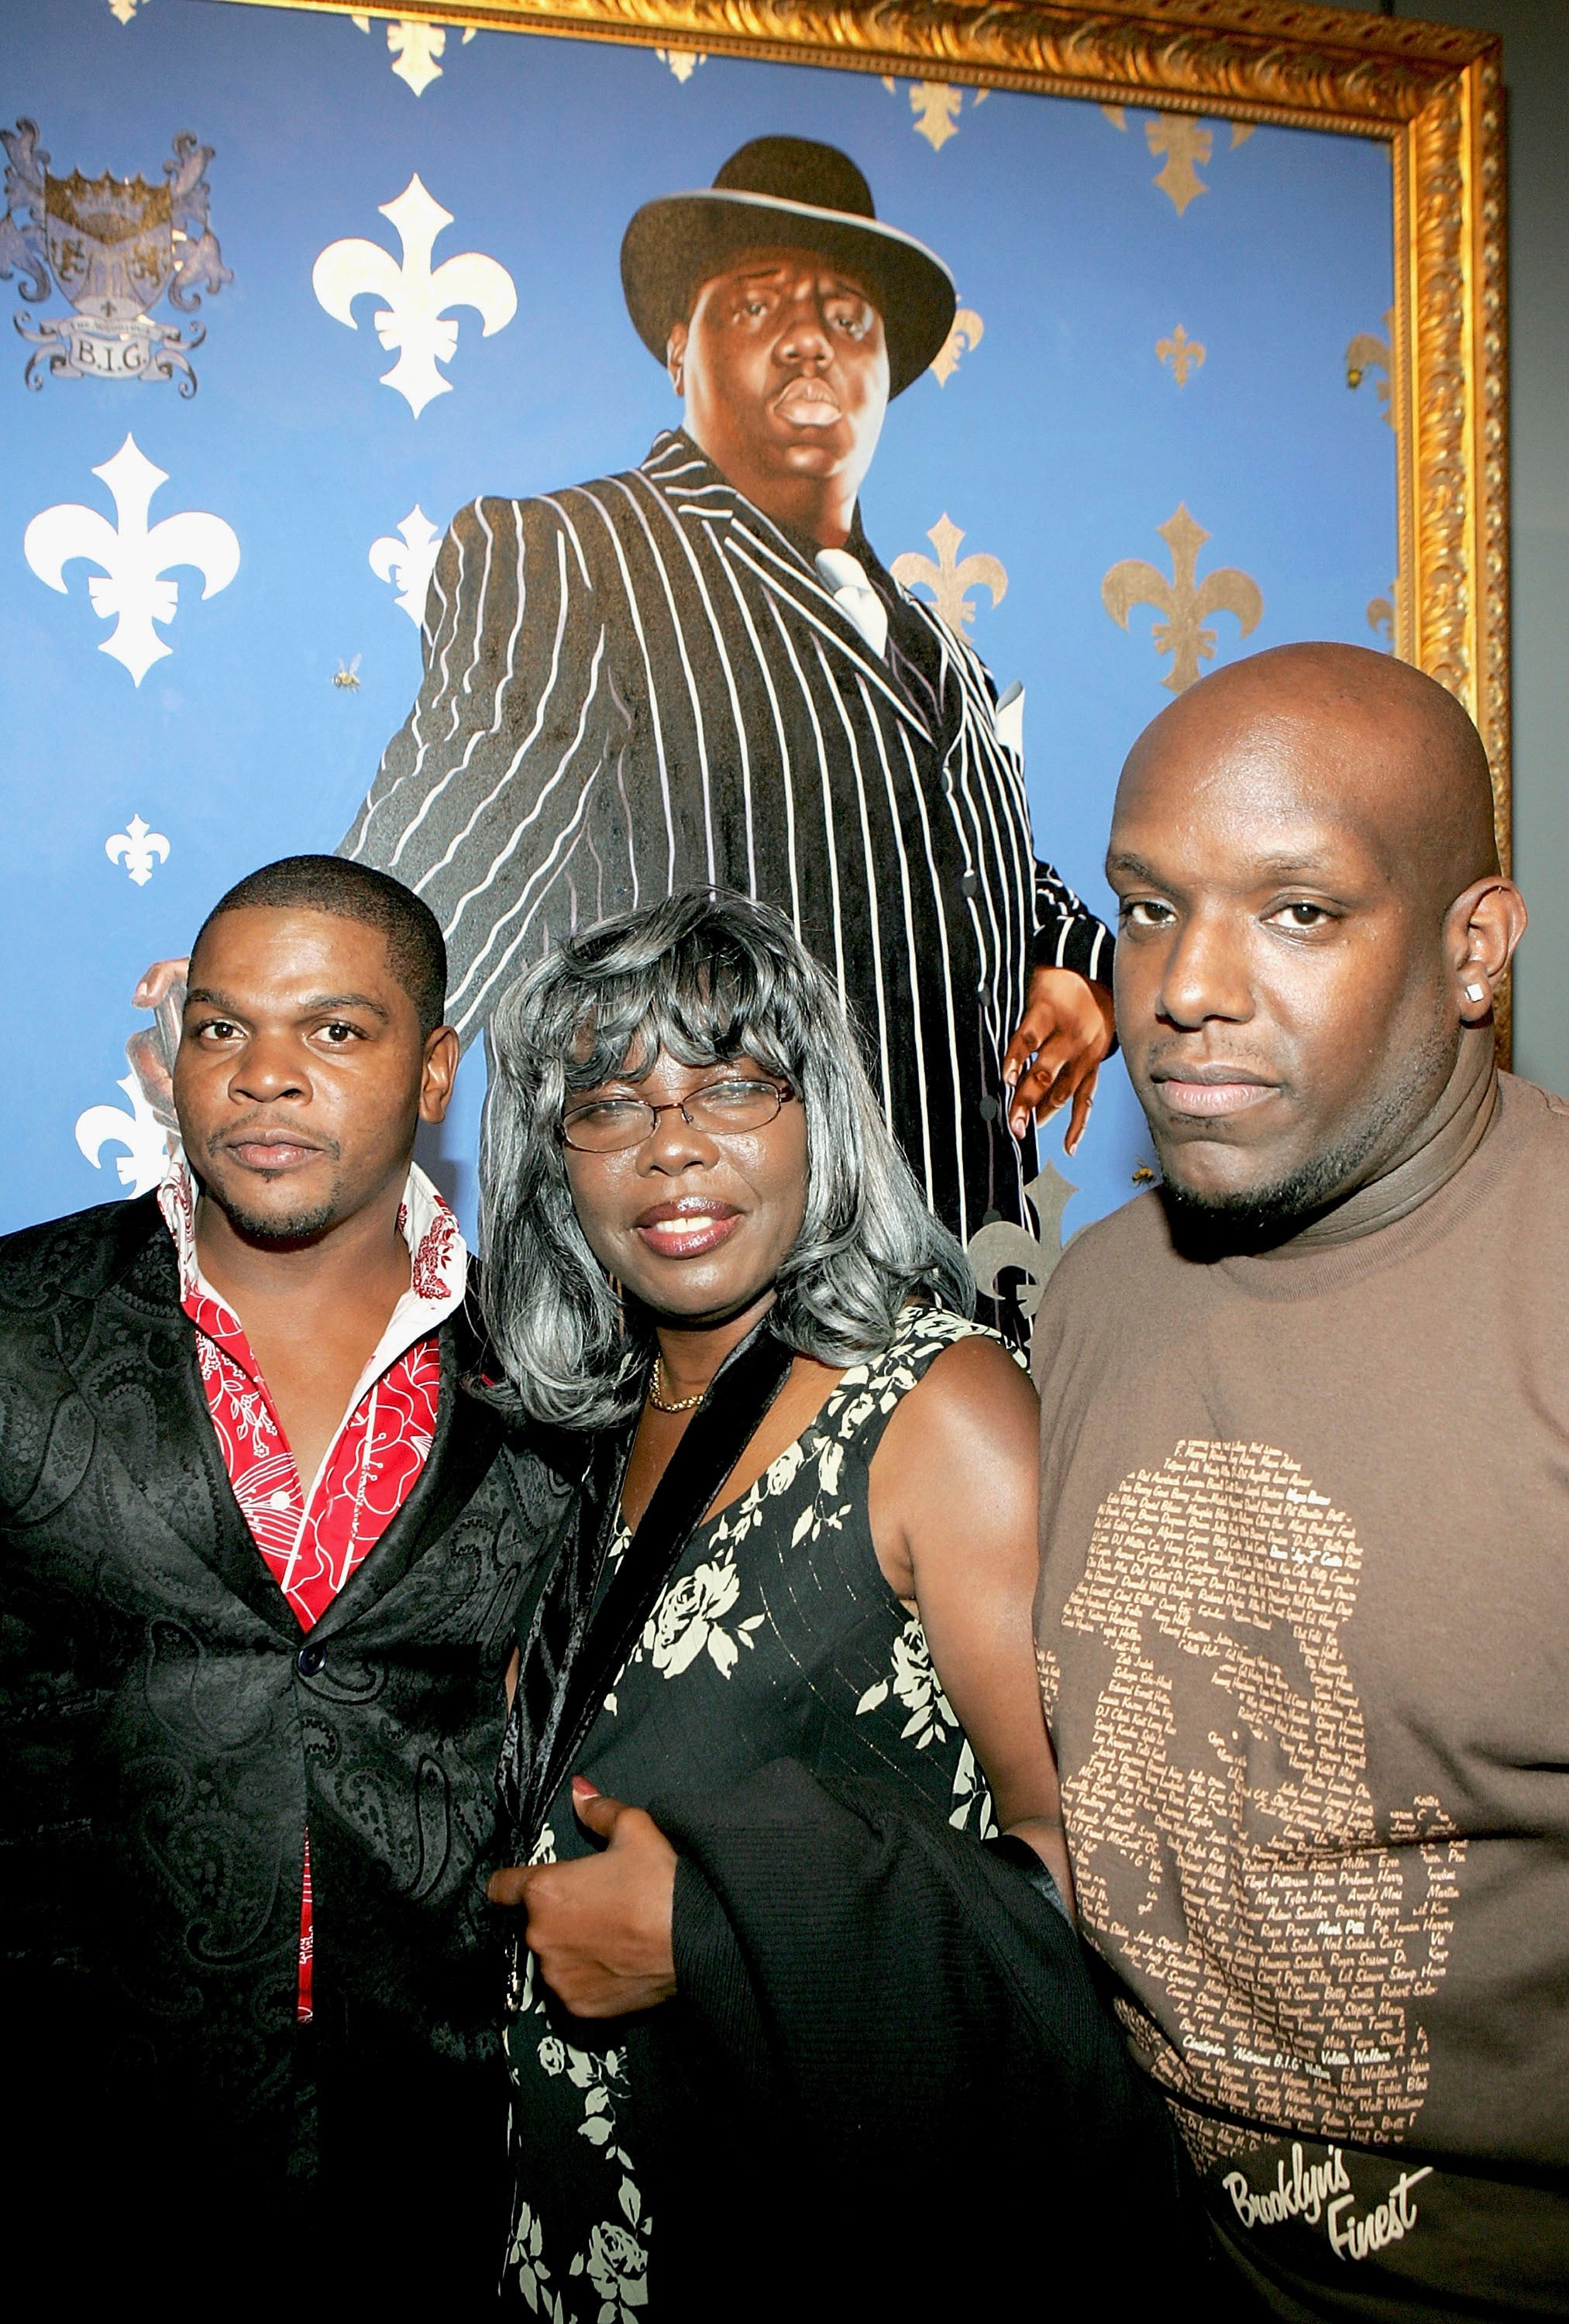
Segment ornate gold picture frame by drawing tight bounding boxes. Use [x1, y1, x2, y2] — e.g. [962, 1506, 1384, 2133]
[251, 0, 1508, 879]
[0, 0, 1511, 1239]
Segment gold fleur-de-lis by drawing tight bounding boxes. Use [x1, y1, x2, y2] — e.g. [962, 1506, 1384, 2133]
[884, 77, 978, 151]
[1102, 504, 1262, 693]
[965, 1160, 1077, 1320]
[910, 82, 964, 150]
[892, 514, 1007, 634]
[1107, 109, 1252, 201]
[1347, 308, 1395, 425]
[1145, 115, 1213, 215]
[1367, 588, 1395, 645]
[930, 306, 984, 387]
[1157, 323, 1205, 386]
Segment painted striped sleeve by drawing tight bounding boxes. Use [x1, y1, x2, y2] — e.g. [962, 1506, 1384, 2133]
[1030, 858, 1112, 983]
[340, 495, 627, 1039]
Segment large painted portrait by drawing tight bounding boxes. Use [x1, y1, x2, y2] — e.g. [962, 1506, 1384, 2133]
[0, 0, 1505, 1313]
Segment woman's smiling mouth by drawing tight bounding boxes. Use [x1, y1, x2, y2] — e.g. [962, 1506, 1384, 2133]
[633, 1198, 743, 1259]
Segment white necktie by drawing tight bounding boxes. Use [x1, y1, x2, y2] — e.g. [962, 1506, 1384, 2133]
[815, 548, 889, 662]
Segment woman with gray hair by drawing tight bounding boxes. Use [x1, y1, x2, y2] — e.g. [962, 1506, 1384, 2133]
[480, 891, 1151, 2317]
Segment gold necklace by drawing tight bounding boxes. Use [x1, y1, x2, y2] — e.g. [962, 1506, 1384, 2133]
[648, 1354, 706, 1414]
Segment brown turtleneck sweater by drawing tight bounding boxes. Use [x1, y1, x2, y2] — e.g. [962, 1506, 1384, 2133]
[1034, 1072, 1569, 2319]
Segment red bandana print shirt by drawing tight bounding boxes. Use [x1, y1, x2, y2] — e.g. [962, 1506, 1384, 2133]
[159, 1159, 467, 2020]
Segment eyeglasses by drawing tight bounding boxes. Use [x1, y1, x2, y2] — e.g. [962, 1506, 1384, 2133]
[559, 1076, 795, 1154]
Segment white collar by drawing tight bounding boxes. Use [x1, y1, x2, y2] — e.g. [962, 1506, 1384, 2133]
[158, 1151, 467, 1408]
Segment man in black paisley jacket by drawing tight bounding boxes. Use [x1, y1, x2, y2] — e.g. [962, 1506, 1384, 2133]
[0, 859, 572, 2297]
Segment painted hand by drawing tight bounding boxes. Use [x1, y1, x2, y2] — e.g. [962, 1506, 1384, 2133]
[1001, 969, 1115, 1156]
[126, 956, 190, 1132]
[487, 1778, 678, 2020]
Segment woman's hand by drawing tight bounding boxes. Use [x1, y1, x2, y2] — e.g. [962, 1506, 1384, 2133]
[487, 1779, 678, 2018]
[1001, 968, 1115, 1155]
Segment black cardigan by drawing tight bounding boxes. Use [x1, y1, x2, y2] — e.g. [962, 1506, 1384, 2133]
[634, 1759, 1208, 2316]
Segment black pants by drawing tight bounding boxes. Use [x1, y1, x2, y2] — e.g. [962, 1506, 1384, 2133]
[14, 2027, 507, 2311]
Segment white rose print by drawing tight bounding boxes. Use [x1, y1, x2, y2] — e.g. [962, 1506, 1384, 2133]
[576, 2209, 649, 2323]
[855, 1616, 958, 1750]
[640, 1549, 765, 1680]
[763, 1439, 807, 1494]
[947, 1737, 996, 1835]
[505, 1304, 1003, 2319]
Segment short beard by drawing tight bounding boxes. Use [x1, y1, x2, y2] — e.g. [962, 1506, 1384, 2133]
[1161, 1143, 1373, 1259]
[1158, 1023, 1453, 1260]
[193, 1132, 346, 1248]
[200, 1181, 343, 1247]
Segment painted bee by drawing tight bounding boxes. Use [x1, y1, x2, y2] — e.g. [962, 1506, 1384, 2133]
[332, 654, 362, 690]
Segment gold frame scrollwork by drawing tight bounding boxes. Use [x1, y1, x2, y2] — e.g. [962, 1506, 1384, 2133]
[231, 0, 1512, 1022]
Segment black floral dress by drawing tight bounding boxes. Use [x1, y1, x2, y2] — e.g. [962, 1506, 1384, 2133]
[503, 1306, 1008, 2321]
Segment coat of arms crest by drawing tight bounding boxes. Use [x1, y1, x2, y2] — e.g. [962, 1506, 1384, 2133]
[0, 119, 230, 394]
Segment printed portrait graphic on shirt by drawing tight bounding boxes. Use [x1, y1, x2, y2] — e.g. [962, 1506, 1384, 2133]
[1034, 1082, 1569, 2305]
[1037, 1439, 1467, 2161]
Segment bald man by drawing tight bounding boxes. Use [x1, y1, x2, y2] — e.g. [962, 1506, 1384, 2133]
[1032, 644, 1565, 2318]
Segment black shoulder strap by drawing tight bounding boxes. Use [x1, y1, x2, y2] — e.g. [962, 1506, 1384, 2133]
[503, 1323, 795, 1853]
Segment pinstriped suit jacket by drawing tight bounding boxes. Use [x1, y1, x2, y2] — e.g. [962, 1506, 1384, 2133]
[343, 431, 1109, 1243]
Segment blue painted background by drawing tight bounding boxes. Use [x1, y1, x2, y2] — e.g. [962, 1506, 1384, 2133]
[0, 0, 1395, 1244]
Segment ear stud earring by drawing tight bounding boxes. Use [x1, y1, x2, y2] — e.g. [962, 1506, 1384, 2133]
[1464, 982, 1487, 1002]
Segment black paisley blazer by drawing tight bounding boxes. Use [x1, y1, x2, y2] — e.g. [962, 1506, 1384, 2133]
[0, 1191, 572, 2216]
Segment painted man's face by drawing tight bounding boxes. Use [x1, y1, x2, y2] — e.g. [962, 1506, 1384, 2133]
[669, 245, 890, 509]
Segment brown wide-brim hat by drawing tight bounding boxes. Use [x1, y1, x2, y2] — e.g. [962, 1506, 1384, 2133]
[621, 136, 956, 398]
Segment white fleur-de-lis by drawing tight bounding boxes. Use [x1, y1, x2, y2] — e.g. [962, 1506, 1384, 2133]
[313, 175, 516, 418]
[352, 15, 477, 95]
[369, 505, 442, 624]
[386, 19, 442, 92]
[75, 1071, 173, 1197]
[24, 436, 240, 686]
[105, 813, 170, 885]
